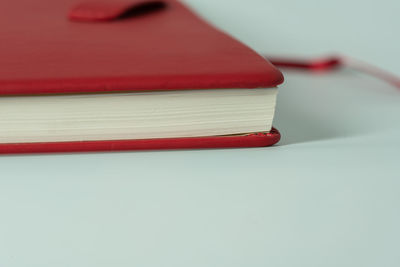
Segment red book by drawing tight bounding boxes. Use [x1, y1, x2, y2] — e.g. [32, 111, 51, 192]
[0, 0, 283, 154]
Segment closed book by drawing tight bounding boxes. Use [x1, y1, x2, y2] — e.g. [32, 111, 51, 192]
[0, 0, 283, 154]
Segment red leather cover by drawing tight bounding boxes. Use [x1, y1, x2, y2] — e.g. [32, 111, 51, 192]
[0, 0, 283, 95]
[0, 0, 283, 153]
[0, 129, 281, 154]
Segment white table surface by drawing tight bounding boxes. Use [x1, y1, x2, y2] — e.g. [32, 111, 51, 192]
[1, 0, 399, 266]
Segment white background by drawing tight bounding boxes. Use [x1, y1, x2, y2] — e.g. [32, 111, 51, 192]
[1, 0, 399, 266]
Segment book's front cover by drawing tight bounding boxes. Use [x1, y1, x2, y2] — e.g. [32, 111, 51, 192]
[0, 0, 283, 95]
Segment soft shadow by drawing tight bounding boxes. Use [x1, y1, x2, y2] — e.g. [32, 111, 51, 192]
[117, 1, 167, 21]
[273, 70, 368, 146]
[274, 103, 345, 146]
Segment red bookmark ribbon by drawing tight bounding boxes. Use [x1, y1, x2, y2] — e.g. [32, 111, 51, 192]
[266, 55, 400, 89]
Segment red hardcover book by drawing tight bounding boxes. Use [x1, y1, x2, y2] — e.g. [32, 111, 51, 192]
[0, 0, 283, 154]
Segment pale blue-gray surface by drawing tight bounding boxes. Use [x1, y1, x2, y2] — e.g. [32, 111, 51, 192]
[1, 0, 399, 266]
